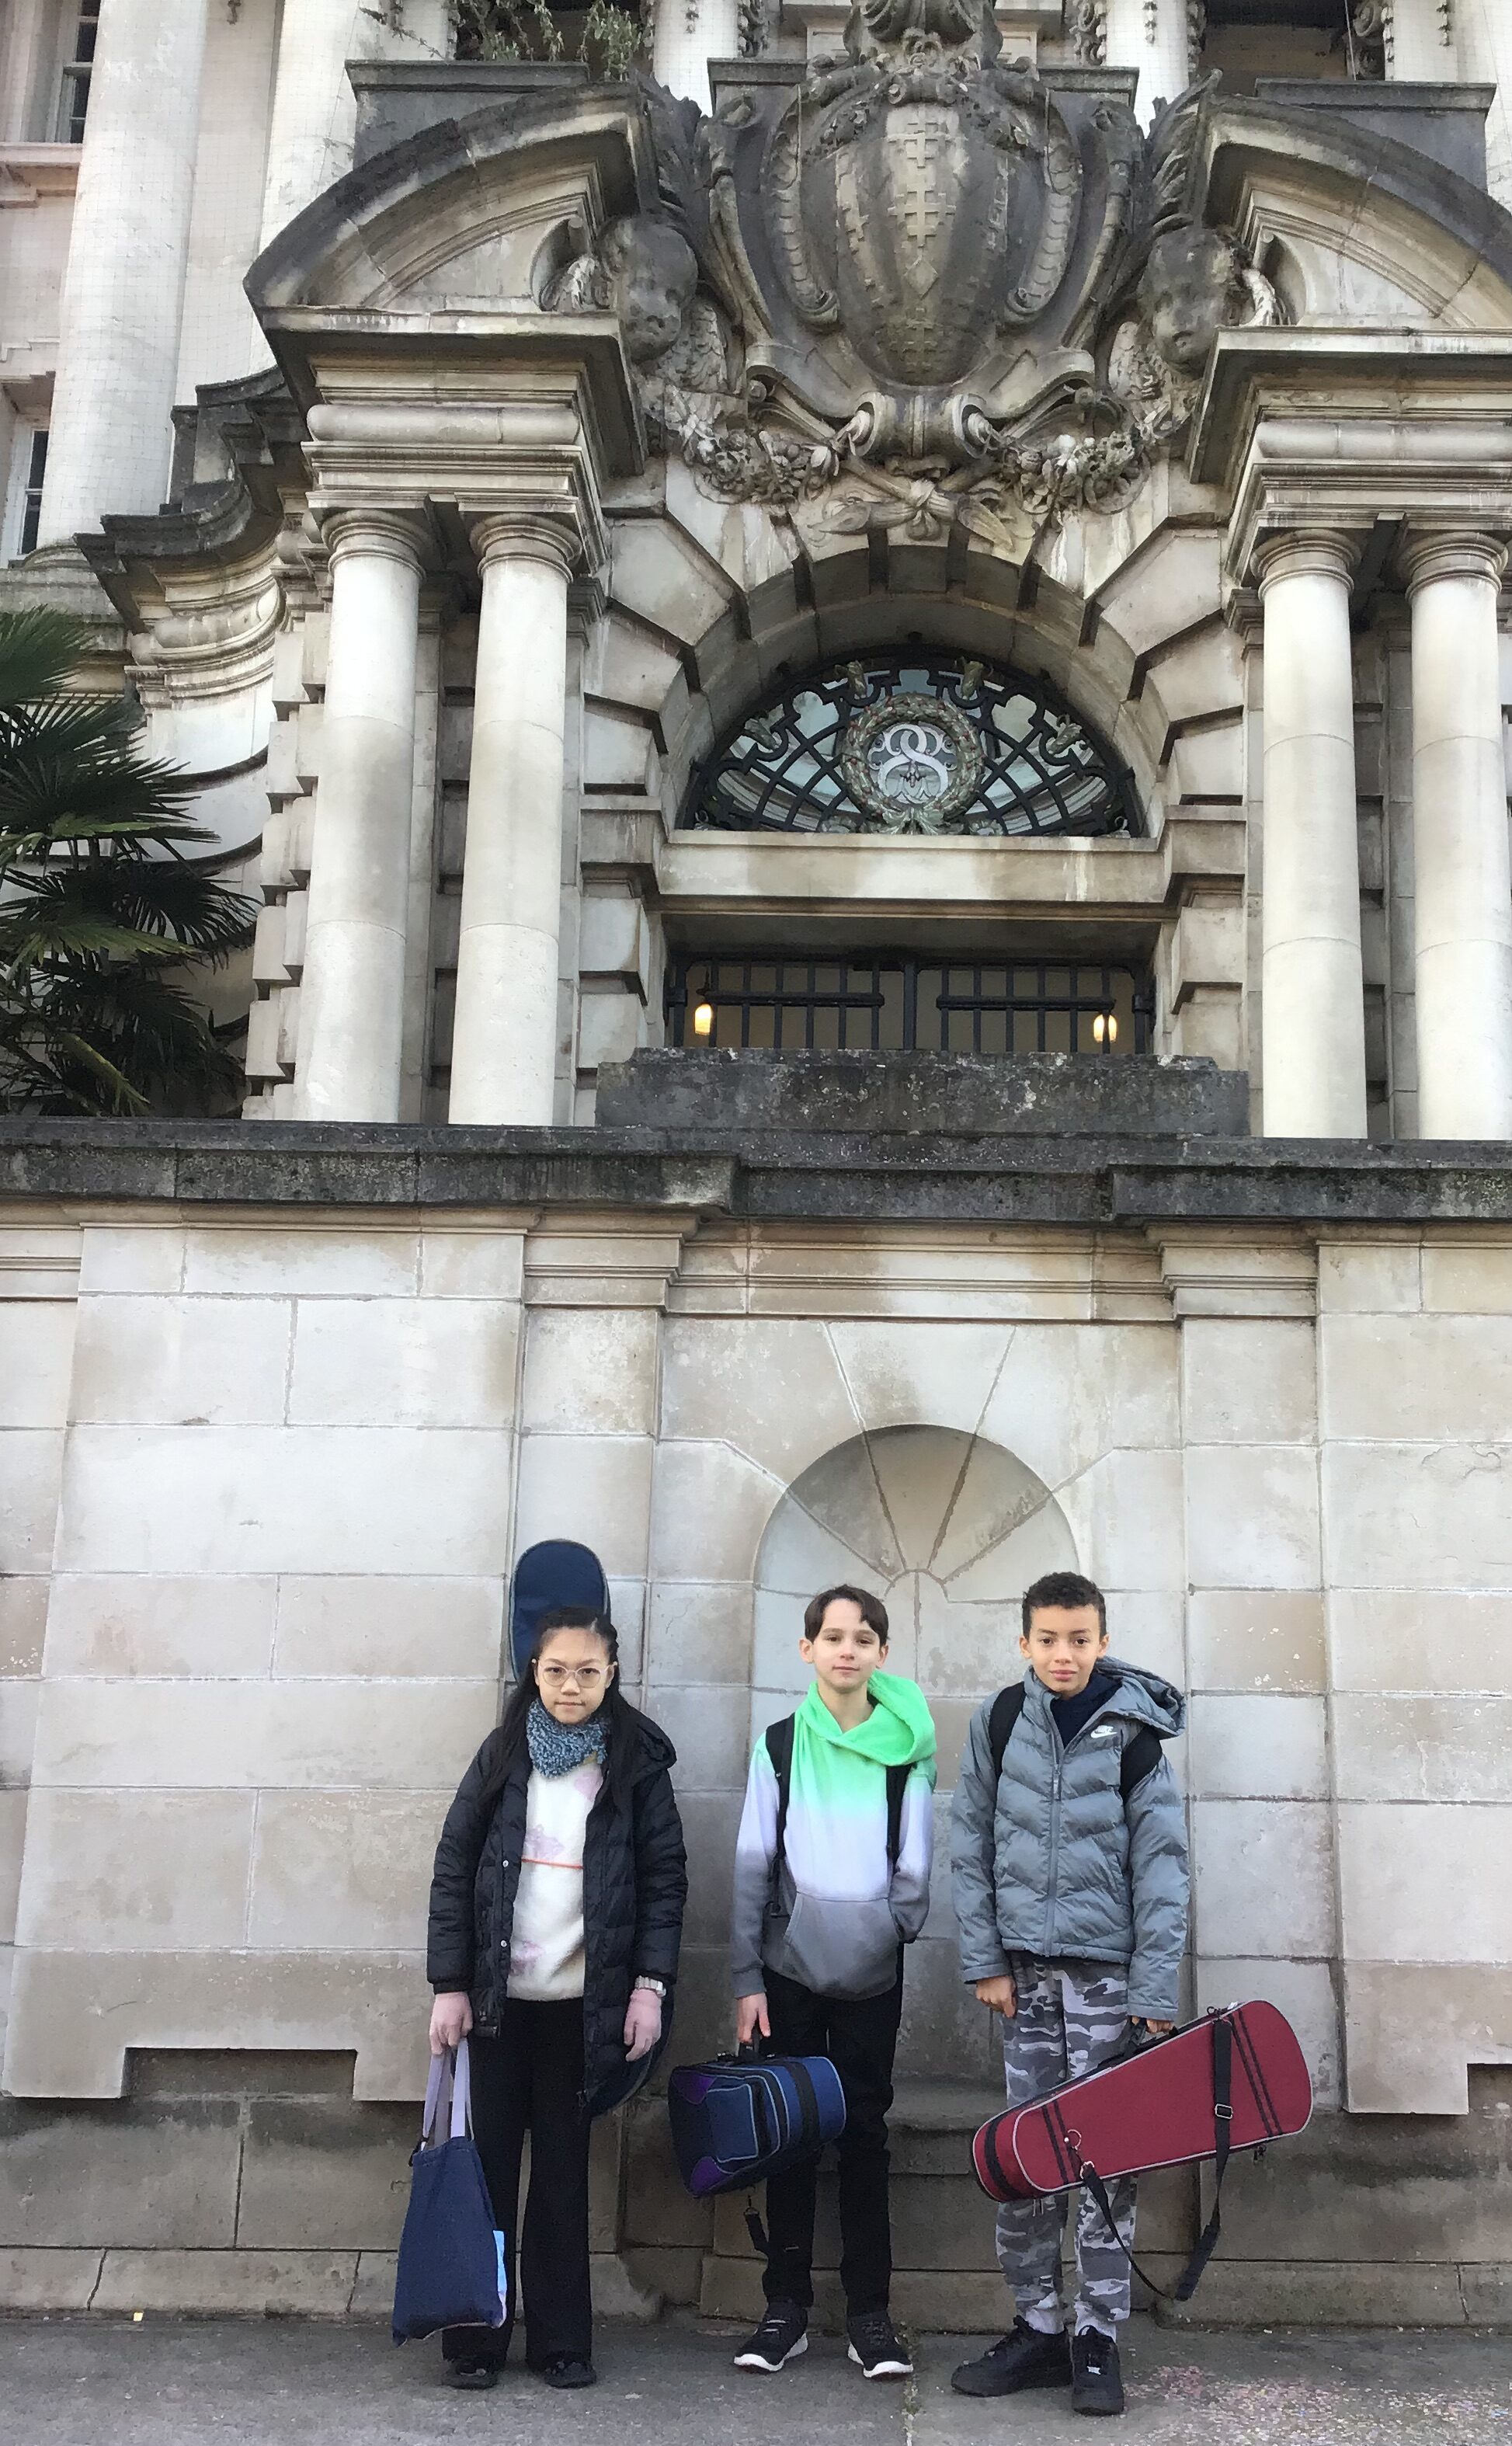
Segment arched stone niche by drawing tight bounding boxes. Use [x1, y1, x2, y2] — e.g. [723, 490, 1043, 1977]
[752, 1425, 1076, 1766]
[752, 1423, 1077, 2079]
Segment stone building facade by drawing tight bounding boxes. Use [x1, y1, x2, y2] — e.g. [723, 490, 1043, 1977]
[3, 0, 1512, 2328]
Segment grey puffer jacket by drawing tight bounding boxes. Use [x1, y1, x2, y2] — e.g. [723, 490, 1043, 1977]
[950, 1659, 1189, 2022]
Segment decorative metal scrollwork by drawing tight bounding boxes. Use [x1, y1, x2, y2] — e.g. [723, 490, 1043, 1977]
[683, 656, 1141, 838]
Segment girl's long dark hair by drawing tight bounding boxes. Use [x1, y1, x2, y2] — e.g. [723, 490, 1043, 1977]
[485, 1608, 642, 1814]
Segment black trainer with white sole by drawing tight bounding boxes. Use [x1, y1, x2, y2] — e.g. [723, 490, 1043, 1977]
[846, 2311, 912, 2379]
[733, 2303, 809, 2373]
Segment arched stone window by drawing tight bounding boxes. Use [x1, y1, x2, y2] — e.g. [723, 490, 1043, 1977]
[683, 654, 1140, 840]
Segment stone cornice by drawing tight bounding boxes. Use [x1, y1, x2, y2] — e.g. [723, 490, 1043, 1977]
[1192, 329, 1512, 465]
[264, 311, 644, 481]
[1192, 336, 1512, 586]
[277, 319, 640, 581]
[2, 1121, 1512, 1230]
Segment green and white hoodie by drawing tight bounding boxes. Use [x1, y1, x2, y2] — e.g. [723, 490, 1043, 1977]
[731, 1672, 937, 2003]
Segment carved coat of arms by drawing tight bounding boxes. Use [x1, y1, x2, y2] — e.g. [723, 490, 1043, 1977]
[544, 31, 1281, 534]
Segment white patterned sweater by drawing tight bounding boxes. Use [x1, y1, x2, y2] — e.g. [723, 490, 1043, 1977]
[506, 1760, 603, 2002]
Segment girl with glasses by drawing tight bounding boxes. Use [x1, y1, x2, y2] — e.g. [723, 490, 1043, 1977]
[426, 1607, 687, 2392]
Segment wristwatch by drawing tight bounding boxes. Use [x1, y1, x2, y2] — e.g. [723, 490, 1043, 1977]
[632, 1975, 667, 1999]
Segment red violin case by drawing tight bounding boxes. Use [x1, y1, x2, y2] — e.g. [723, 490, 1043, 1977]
[972, 2002, 1312, 2301]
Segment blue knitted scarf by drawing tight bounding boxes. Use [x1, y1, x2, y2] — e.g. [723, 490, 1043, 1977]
[526, 1697, 610, 1779]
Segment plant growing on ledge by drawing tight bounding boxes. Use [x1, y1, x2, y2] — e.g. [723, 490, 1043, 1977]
[452, 0, 644, 77]
[0, 611, 257, 1117]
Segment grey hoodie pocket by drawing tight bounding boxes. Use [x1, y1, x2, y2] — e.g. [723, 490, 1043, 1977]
[774, 1891, 902, 2001]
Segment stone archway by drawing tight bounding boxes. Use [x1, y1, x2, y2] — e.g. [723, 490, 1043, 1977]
[753, 1422, 1077, 2082]
[752, 1423, 1077, 1755]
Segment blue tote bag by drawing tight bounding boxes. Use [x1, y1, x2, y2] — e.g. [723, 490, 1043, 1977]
[392, 2040, 507, 2345]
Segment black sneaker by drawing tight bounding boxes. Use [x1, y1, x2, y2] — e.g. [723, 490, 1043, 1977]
[733, 2302, 809, 2372]
[951, 2318, 1072, 2397]
[1071, 2326, 1124, 2416]
[846, 2310, 912, 2380]
[539, 2356, 597, 2390]
[445, 2356, 499, 2390]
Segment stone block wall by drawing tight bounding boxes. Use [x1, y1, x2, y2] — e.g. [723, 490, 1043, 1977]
[2, 1195, 1510, 2320]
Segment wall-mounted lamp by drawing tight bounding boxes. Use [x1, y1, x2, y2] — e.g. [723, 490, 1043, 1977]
[1093, 1010, 1117, 1047]
[692, 993, 714, 1041]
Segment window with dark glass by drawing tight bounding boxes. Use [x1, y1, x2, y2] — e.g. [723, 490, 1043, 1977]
[56, 2, 101, 144]
[1198, 0, 1360, 90]
[684, 656, 1139, 840]
[19, 433, 48, 558]
[666, 954, 1153, 1056]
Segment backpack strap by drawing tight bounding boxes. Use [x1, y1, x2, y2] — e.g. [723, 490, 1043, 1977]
[764, 1715, 795, 1905]
[766, 1717, 910, 1885]
[885, 1762, 909, 1874]
[988, 1682, 1027, 1777]
[992, 1681, 1163, 1808]
[1120, 1725, 1162, 1801]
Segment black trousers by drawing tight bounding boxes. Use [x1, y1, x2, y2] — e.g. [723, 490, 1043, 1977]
[441, 2000, 592, 2369]
[763, 1964, 904, 2318]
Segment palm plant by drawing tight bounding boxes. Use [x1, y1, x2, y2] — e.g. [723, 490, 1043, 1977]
[0, 609, 258, 1115]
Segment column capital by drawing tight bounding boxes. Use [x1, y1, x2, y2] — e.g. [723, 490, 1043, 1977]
[1401, 527, 1509, 597]
[470, 513, 582, 581]
[323, 509, 428, 574]
[1253, 528, 1360, 597]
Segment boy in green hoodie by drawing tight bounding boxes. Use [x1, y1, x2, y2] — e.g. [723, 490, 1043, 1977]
[729, 1585, 937, 2383]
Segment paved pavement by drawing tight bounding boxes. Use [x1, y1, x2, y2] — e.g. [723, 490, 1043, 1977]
[2, 2315, 1509, 2445]
[913, 2328, 1512, 2445]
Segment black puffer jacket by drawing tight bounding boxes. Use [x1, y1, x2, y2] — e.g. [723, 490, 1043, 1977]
[426, 1708, 687, 2117]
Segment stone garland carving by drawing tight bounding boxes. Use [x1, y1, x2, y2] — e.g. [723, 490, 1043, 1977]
[1066, 0, 1105, 65]
[1349, 0, 1390, 78]
[1186, 0, 1205, 78]
[544, 6, 1281, 538]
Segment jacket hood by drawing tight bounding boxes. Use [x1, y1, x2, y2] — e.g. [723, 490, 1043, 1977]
[624, 1707, 677, 1777]
[1097, 1656, 1186, 1738]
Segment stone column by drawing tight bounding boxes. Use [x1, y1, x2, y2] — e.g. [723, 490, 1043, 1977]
[1102, 0, 1193, 124]
[257, 0, 364, 252]
[1455, 0, 1512, 211]
[1256, 531, 1368, 1139]
[1387, 0, 1458, 82]
[294, 513, 424, 1123]
[447, 517, 579, 1128]
[37, 0, 209, 543]
[651, 0, 740, 110]
[1404, 531, 1512, 1139]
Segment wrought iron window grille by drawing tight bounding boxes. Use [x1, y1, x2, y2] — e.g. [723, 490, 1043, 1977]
[683, 656, 1141, 840]
[666, 954, 1155, 1056]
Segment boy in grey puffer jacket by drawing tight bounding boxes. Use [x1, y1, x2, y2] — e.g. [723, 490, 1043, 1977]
[950, 1571, 1188, 2421]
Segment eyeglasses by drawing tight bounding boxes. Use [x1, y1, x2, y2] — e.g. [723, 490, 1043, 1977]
[538, 1664, 608, 1690]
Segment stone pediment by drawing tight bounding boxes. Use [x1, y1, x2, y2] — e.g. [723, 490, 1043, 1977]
[241, 47, 1512, 548]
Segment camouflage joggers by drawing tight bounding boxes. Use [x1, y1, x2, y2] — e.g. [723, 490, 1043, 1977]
[993, 1956, 1136, 2340]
